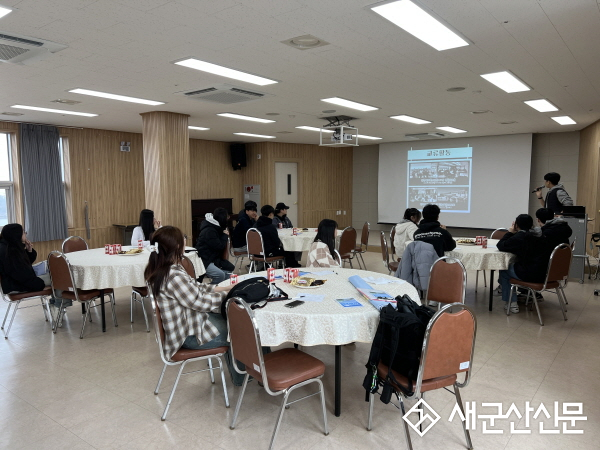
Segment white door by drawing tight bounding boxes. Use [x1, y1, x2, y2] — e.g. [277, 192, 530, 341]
[275, 162, 298, 226]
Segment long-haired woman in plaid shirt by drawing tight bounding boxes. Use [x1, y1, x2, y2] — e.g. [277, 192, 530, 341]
[144, 226, 245, 385]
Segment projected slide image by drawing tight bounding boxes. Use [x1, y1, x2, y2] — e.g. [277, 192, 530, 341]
[408, 161, 470, 186]
[407, 147, 472, 213]
[409, 187, 469, 211]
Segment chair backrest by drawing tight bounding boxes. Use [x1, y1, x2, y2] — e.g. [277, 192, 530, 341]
[47, 251, 77, 298]
[570, 237, 576, 252]
[379, 231, 391, 270]
[246, 228, 265, 259]
[226, 298, 266, 385]
[222, 234, 230, 261]
[333, 250, 342, 266]
[227, 214, 239, 236]
[360, 222, 370, 248]
[181, 255, 196, 278]
[62, 236, 88, 253]
[490, 228, 508, 240]
[426, 256, 466, 305]
[544, 243, 572, 286]
[150, 292, 169, 364]
[415, 303, 476, 395]
[338, 227, 357, 256]
[389, 227, 397, 261]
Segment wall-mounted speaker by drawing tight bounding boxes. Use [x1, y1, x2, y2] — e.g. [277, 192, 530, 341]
[230, 143, 246, 170]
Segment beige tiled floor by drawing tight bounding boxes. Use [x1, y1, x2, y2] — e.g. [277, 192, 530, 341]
[1, 251, 599, 449]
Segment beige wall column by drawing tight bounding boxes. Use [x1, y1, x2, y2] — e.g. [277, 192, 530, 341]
[141, 111, 192, 239]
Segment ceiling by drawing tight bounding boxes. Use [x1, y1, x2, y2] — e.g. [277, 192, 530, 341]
[1, 0, 599, 145]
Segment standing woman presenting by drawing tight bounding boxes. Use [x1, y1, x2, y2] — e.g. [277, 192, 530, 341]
[131, 209, 161, 247]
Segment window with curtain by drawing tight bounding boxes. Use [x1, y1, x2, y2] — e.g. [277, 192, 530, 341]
[0, 132, 14, 227]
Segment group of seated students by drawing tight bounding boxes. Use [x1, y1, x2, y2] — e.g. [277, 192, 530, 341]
[393, 203, 572, 313]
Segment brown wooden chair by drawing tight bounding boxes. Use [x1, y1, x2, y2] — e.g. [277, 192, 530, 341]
[0, 275, 53, 339]
[339, 226, 358, 268]
[367, 303, 477, 450]
[246, 228, 284, 272]
[425, 256, 467, 309]
[61, 236, 88, 253]
[490, 228, 508, 240]
[352, 222, 370, 269]
[131, 255, 196, 332]
[508, 243, 572, 325]
[151, 293, 229, 421]
[226, 297, 328, 450]
[390, 227, 399, 263]
[380, 231, 398, 275]
[227, 213, 239, 236]
[48, 251, 117, 338]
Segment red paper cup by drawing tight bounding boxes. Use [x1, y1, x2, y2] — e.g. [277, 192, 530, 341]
[475, 236, 483, 245]
[278, 222, 283, 229]
[482, 237, 488, 249]
[284, 268, 291, 283]
[105, 244, 110, 254]
[116, 244, 122, 253]
[230, 274, 238, 285]
[138, 239, 143, 249]
[267, 268, 275, 282]
[109, 244, 115, 255]
[291, 268, 299, 279]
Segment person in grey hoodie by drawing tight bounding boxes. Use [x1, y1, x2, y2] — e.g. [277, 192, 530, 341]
[534, 172, 573, 214]
[393, 208, 421, 260]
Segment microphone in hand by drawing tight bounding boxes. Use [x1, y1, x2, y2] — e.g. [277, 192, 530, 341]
[531, 186, 544, 193]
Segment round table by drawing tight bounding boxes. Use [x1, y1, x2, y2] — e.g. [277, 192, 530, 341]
[446, 238, 515, 310]
[65, 246, 206, 290]
[219, 267, 419, 416]
[277, 228, 318, 252]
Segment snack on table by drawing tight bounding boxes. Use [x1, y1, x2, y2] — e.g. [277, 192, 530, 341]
[290, 276, 326, 287]
[119, 248, 143, 254]
[456, 238, 476, 245]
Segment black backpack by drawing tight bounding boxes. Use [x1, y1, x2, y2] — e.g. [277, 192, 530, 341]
[363, 295, 434, 403]
[221, 277, 270, 319]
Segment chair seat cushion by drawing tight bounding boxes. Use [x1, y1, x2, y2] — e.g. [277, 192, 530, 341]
[170, 345, 229, 362]
[377, 361, 456, 393]
[233, 251, 246, 257]
[354, 246, 365, 253]
[510, 279, 559, 290]
[132, 286, 148, 296]
[264, 348, 325, 391]
[389, 261, 399, 272]
[60, 288, 112, 301]
[8, 286, 52, 301]
[250, 255, 284, 263]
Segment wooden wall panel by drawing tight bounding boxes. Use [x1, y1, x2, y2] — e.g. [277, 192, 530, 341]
[141, 112, 192, 239]
[578, 119, 600, 236]
[241, 142, 353, 228]
[189, 139, 244, 213]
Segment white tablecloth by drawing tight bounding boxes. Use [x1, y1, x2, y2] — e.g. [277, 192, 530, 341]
[219, 268, 419, 347]
[446, 238, 515, 271]
[277, 228, 318, 252]
[64, 247, 206, 290]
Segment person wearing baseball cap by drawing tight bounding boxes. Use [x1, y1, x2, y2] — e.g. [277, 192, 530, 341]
[273, 202, 293, 228]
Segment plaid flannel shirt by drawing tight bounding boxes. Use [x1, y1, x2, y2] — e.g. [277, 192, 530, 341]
[153, 264, 226, 360]
[306, 241, 340, 268]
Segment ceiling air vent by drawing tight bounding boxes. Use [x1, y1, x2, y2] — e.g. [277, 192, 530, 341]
[405, 132, 446, 140]
[0, 31, 67, 64]
[176, 84, 272, 104]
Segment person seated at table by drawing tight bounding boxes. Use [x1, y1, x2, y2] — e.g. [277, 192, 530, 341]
[394, 208, 421, 259]
[0, 223, 50, 293]
[272, 203, 293, 228]
[255, 205, 300, 268]
[307, 219, 340, 268]
[195, 208, 235, 285]
[413, 204, 456, 257]
[144, 226, 247, 385]
[535, 207, 572, 249]
[231, 201, 258, 253]
[131, 209, 161, 247]
[496, 214, 551, 313]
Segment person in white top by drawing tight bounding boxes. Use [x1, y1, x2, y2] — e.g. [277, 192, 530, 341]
[394, 208, 421, 260]
[131, 209, 161, 247]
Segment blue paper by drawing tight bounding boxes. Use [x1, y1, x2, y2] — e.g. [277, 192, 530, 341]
[348, 275, 372, 290]
[336, 298, 363, 308]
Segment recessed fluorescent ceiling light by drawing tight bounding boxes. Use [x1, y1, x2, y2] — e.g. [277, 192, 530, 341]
[234, 133, 276, 139]
[321, 97, 378, 112]
[0, 5, 12, 19]
[480, 71, 530, 93]
[390, 114, 431, 124]
[296, 126, 333, 133]
[68, 88, 164, 106]
[188, 126, 210, 131]
[174, 58, 278, 86]
[436, 126, 467, 133]
[358, 134, 382, 140]
[524, 99, 558, 112]
[11, 105, 98, 117]
[217, 113, 275, 123]
[371, 0, 469, 51]
[551, 116, 576, 125]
